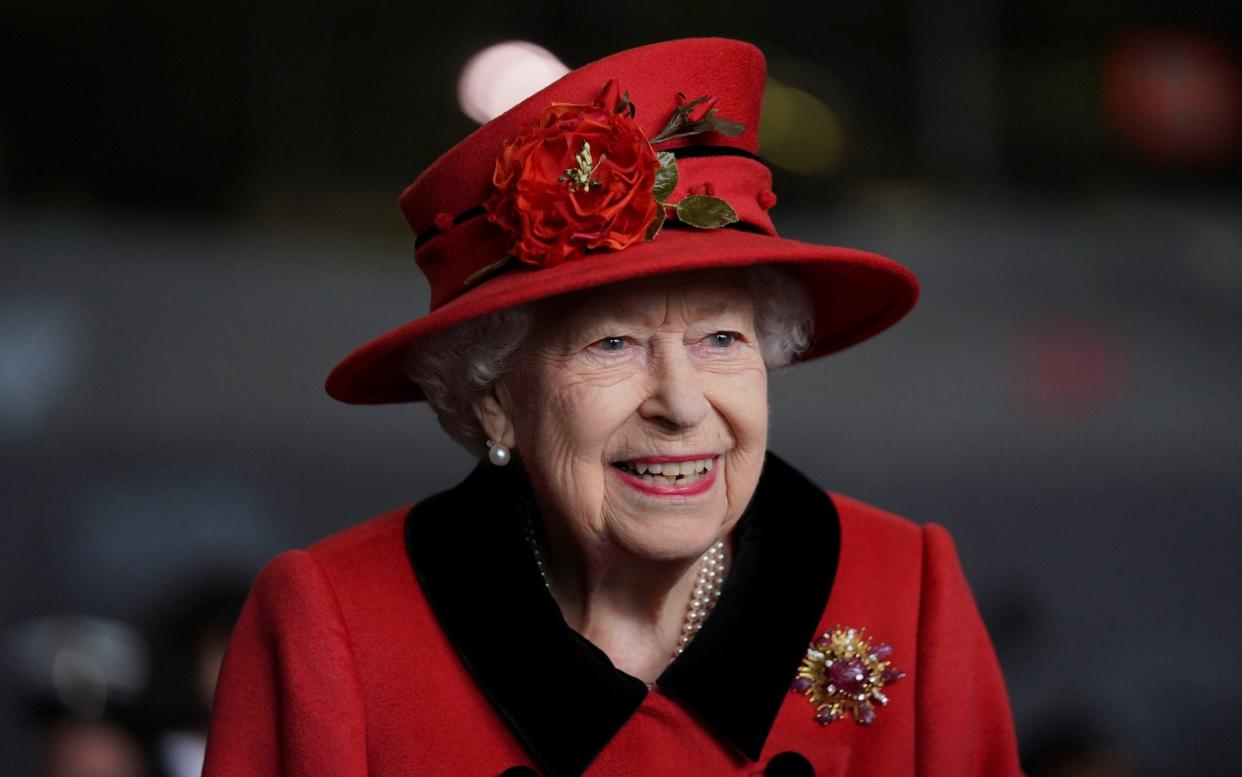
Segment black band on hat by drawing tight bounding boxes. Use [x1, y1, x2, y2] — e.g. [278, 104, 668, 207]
[415, 206, 487, 249]
[663, 145, 764, 162]
[414, 145, 767, 249]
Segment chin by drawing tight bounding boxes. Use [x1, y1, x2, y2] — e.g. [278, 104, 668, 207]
[615, 514, 728, 564]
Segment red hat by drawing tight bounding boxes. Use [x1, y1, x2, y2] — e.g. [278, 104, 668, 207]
[326, 38, 918, 404]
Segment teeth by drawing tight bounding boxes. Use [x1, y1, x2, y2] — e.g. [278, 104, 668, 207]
[623, 457, 718, 478]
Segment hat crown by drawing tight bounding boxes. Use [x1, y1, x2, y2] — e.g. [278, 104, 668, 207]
[399, 38, 766, 236]
[322, 38, 917, 405]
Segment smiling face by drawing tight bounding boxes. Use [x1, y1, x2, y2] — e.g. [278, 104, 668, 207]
[480, 270, 769, 566]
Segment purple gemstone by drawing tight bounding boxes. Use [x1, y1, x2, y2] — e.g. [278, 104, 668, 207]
[881, 667, 906, 683]
[855, 704, 877, 725]
[872, 642, 894, 660]
[815, 636, 832, 650]
[828, 658, 868, 695]
[815, 708, 838, 726]
[790, 676, 813, 694]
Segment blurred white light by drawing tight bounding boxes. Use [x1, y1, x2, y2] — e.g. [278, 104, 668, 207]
[8, 615, 149, 718]
[458, 41, 569, 124]
[53, 647, 110, 718]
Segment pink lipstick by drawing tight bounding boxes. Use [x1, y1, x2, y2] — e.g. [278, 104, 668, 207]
[610, 455, 719, 497]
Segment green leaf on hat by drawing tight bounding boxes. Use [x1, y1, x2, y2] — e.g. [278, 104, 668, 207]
[462, 256, 514, 288]
[696, 112, 746, 137]
[653, 152, 678, 202]
[675, 195, 739, 229]
[646, 203, 667, 240]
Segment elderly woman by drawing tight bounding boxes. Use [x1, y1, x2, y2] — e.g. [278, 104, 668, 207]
[204, 38, 1022, 777]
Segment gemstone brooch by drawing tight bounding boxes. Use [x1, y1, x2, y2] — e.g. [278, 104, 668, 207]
[790, 626, 906, 726]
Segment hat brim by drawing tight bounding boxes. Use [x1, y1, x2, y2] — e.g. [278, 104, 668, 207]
[325, 227, 918, 404]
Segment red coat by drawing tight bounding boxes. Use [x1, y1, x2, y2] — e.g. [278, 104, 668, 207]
[204, 456, 1022, 776]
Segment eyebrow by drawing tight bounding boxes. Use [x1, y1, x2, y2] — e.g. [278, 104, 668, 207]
[697, 299, 738, 317]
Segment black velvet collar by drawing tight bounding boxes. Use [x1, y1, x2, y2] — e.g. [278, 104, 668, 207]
[404, 453, 840, 777]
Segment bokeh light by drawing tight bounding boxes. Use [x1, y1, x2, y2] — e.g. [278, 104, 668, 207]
[457, 41, 569, 124]
[1103, 28, 1242, 167]
[1009, 315, 1131, 422]
[759, 77, 845, 176]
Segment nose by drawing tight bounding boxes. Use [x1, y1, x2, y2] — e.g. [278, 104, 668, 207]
[638, 342, 710, 429]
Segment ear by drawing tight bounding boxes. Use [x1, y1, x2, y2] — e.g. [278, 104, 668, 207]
[471, 383, 517, 450]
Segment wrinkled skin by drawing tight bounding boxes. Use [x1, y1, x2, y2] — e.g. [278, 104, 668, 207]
[473, 269, 768, 680]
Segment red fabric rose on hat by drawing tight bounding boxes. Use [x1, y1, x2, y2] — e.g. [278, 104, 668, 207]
[484, 81, 659, 267]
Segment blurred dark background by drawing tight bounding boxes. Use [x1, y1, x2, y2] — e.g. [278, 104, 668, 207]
[3, 2, 1240, 775]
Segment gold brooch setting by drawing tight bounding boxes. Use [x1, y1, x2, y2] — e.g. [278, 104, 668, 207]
[790, 626, 906, 726]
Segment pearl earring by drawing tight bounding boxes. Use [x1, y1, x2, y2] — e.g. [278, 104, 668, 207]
[486, 439, 511, 467]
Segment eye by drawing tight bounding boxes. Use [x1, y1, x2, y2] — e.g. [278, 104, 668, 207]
[584, 335, 639, 363]
[707, 331, 736, 348]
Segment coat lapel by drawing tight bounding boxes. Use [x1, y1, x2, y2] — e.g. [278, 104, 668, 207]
[404, 453, 840, 776]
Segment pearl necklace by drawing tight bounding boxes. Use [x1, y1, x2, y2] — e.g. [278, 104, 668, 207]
[676, 539, 727, 656]
[522, 517, 727, 658]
